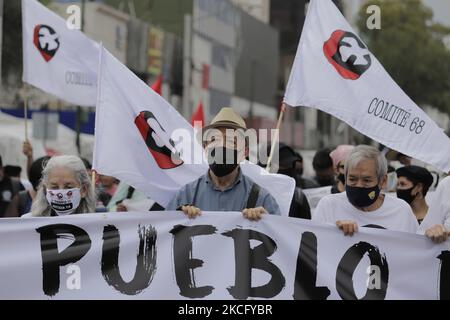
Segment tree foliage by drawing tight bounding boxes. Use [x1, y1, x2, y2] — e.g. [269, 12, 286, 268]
[357, 0, 450, 114]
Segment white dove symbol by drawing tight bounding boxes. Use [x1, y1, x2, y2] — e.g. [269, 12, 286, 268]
[38, 28, 59, 51]
[339, 36, 369, 66]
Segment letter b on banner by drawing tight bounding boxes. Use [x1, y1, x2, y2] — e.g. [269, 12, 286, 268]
[222, 229, 285, 300]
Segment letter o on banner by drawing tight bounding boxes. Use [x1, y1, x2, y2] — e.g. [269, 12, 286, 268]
[335, 241, 389, 300]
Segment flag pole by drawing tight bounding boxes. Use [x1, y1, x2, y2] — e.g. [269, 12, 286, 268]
[91, 170, 96, 188]
[23, 85, 29, 141]
[266, 103, 286, 172]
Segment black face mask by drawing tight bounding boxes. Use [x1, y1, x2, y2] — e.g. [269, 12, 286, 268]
[208, 147, 239, 178]
[337, 173, 346, 185]
[396, 186, 416, 204]
[278, 167, 296, 178]
[317, 176, 334, 186]
[346, 185, 381, 208]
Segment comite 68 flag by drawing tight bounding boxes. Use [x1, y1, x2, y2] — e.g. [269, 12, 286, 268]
[22, 0, 99, 106]
[93, 47, 295, 214]
[284, 0, 450, 172]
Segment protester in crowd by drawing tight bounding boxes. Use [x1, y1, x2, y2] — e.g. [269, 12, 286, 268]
[3, 165, 21, 179]
[385, 164, 398, 192]
[313, 145, 418, 234]
[291, 150, 319, 189]
[312, 148, 335, 187]
[418, 175, 450, 243]
[166, 107, 281, 220]
[329, 145, 354, 194]
[0, 155, 24, 218]
[259, 143, 311, 219]
[396, 165, 433, 224]
[96, 174, 119, 209]
[3, 164, 32, 191]
[274, 143, 311, 219]
[4, 156, 50, 217]
[24, 155, 95, 217]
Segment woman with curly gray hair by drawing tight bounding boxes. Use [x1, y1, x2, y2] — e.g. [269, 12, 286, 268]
[24, 155, 95, 217]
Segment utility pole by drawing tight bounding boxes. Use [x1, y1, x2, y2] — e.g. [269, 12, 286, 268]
[0, 0, 4, 88]
[248, 59, 256, 128]
[75, 0, 86, 156]
[182, 14, 192, 119]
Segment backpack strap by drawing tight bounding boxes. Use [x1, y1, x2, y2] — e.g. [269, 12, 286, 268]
[245, 183, 261, 209]
[191, 177, 202, 207]
[176, 177, 202, 211]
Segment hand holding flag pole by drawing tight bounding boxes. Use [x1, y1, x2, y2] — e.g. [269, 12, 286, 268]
[266, 103, 287, 172]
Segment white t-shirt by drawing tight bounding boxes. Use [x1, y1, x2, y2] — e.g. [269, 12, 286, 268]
[418, 176, 450, 234]
[313, 192, 419, 233]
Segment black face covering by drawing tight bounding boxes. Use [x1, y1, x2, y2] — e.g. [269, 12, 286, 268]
[208, 147, 239, 178]
[337, 173, 346, 185]
[346, 184, 381, 208]
[317, 176, 335, 187]
[278, 167, 296, 178]
[396, 186, 416, 204]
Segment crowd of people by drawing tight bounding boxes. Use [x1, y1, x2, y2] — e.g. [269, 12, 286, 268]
[0, 107, 449, 244]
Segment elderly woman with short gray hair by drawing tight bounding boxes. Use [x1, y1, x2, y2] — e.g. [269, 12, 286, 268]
[24, 155, 95, 217]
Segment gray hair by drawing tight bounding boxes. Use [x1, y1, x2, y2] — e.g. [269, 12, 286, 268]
[345, 145, 387, 182]
[31, 155, 96, 217]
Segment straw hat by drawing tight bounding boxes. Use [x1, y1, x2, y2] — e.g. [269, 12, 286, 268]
[203, 107, 247, 131]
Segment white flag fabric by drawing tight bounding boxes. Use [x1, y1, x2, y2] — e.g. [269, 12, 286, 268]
[22, 0, 99, 106]
[284, 0, 450, 172]
[93, 47, 295, 215]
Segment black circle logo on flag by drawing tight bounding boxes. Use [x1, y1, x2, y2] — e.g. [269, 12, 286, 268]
[34, 25, 60, 62]
[323, 30, 372, 80]
[135, 111, 184, 169]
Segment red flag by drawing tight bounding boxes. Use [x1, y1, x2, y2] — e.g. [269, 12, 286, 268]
[191, 101, 205, 127]
[150, 74, 163, 95]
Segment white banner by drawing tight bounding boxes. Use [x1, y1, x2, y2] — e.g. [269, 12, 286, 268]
[0, 212, 449, 300]
[284, 0, 450, 172]
[93, 47, 295, 214]
[22, 0, 99, 106]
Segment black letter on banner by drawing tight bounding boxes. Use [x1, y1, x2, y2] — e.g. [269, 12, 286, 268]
[437, 251, 450, 300]
[170, 225, 216, 298]
[293, 232, 330, 300]
[222, 228, 285, 299]
[36, 224, 91, 296]
[101, 225, 157, 295]
[336, 242, 389, 300]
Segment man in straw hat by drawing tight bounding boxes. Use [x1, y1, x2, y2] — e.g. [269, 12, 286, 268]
[166, 107, 280, 220]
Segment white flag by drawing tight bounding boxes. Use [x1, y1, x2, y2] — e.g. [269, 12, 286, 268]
[284, 0, 450, 172]
[22, 0, 99, 106]
[94, 47, 295, 215]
